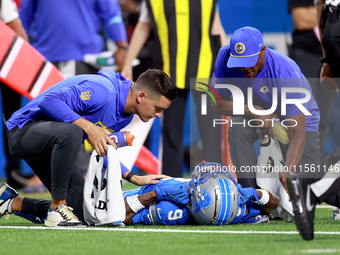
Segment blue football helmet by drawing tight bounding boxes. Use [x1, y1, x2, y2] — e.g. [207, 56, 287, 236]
[187, 161, 239, 225]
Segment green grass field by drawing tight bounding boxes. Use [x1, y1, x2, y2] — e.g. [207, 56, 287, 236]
[1, 182, 340, 255]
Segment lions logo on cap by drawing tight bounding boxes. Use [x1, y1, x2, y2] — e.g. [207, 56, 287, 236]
[260, 86, 270, 94]
[235, 42, 245, 54]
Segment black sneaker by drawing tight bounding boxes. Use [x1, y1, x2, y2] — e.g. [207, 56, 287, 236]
[286, 173, 316, 241]
[7, 170, 35, 189]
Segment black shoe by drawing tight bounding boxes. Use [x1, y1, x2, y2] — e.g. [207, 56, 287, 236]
[7, 170, 35, 189]
[286, 173, 316, 241]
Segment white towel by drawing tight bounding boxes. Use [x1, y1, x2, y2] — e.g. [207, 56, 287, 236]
[256, 134, 294, 222]
[83, 145, 126, 226]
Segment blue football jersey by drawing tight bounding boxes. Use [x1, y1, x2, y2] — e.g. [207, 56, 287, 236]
[231, 188, 260, 224]
[131, 201, 191, 225]
[123, 178, 263, 225]
[123, 178, 193, 225]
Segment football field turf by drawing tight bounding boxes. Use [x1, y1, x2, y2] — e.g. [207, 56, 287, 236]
[1, 184, 340, 255]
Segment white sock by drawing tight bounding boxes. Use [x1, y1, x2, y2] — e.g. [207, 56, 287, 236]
[7, 198, 14, 213]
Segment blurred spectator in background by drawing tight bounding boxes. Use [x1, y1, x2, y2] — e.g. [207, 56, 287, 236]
[121, 0, 227, 177]
[19, 0, 128, 173]
[317, 0, 340, 88]
[316, 0, 340, 177]
[288, 0, 333, 157]
[19, 0, 128, 75]
[118, 0, 154, 80]
[0, 0, 34, 188]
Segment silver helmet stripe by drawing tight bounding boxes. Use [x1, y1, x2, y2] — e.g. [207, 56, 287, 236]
[216, 178, 230, 225]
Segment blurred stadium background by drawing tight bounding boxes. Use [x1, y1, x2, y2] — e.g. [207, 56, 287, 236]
[1, 0, 339, 178]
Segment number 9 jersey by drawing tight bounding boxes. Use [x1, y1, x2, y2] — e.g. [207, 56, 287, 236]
[123, 178, 194, 225]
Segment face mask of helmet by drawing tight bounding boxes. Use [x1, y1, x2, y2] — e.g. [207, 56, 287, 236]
[187, 161, 239, 225]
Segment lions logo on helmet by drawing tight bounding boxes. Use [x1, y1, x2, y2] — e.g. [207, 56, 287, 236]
[192, 189, 212, 221]
[188, 161, 239, 225]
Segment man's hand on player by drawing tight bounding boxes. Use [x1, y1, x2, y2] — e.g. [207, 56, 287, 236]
[279, 170, 291, 201]
[131, 174, 170, 186]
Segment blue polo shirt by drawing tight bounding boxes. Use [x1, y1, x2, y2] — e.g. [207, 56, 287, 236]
[6, 69, 133, 175]
[6, 69, 133, 132]
[212, 45, 320, 131]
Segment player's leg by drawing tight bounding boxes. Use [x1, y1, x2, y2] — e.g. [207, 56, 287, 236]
[192, 90, 222, 165]
[297, 131, 340, 207]
[162, 89, 188, 177]
[1, 83, 32, 189]
[228, 116, 259, 188]
[65, 164, 85, 221]
[297, 131, 320, 178]
[1, 164, 86, 224]
[321, 150, 340, 207]
[287, 168, 340, 240]
[322, 10, 340, 88]
[7, 121, 84, 226]
[0, 182, 50, 221]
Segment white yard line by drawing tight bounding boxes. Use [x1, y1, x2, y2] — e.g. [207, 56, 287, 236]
[316, 205, 336, 209]
[0, 225, 340, 235]
[286, 249, 340, 254]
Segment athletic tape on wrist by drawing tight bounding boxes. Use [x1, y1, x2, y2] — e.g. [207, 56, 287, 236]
[126, 195, 145, 213]
[258, 190, 270, 205]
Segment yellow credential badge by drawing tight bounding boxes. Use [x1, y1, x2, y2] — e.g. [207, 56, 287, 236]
[80, 91, 91, 100]
[235, 42, 245, 54]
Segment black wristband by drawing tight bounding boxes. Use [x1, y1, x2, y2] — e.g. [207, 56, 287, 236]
[117, 45, 128, 50]
[320, 57, 328, 64]
[126, 171, 136, 182]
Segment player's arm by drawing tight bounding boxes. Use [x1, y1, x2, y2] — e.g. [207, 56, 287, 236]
[123, 183, 190, 225]
[100, 0, 128, 71]
[6, 18, 28, 41]
[123, 191, 157, 225]
[279, 113, 306, 193]
[256, 189, 280, 215]
[122, 171, 169, 185]
[121, 21, 152, 80]
[211, 8, 227, 46]
[214, 99, 278, 135]
[290, 6, 318, 30]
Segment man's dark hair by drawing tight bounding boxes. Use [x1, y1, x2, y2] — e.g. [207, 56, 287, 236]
[135, 69, 177, 101]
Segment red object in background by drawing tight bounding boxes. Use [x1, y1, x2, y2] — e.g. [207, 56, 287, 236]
[0, 18, 159, 175]
[14, 0, 21, 8]
[135, 146, 160, 175]
[0, 20, 65, 100]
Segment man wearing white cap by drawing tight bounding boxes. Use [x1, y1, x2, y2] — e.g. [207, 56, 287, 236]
[212, 26, 321, 193]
